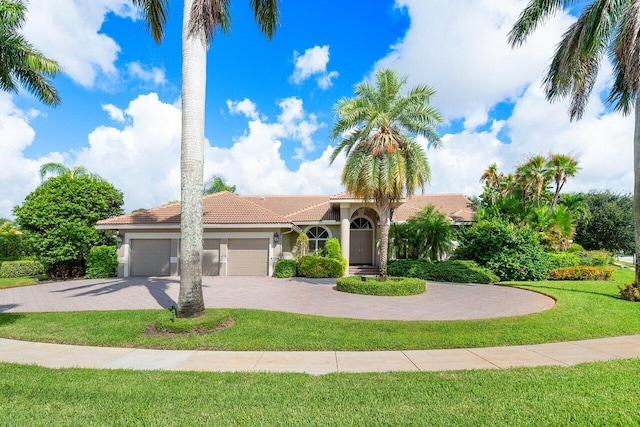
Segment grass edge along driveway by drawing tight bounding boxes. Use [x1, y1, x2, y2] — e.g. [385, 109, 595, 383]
[0, 268, 638, 351]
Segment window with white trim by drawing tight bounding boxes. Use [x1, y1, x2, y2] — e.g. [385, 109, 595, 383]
[306, 226, 330, 252]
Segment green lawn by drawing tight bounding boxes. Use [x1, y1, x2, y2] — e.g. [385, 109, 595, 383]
[0, 276, 41, 290]
[1, 360, 639, 425]
[0, 268, 637, 350]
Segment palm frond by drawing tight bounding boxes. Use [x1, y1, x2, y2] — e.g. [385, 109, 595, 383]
[250, 0, 280, 39]
[131, 0, 169, 43]
[508, 0, 571, 47]
[189, 0, 231, 46]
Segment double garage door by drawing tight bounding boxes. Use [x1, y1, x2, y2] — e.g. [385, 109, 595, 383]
[129, 238, 268, 276]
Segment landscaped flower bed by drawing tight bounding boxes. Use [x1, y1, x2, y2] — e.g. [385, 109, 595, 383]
[336, 276, 426, 296]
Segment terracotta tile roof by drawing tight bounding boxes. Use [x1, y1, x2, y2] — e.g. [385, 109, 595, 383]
[243, 195, 330, 216]
[394, 194, 475, 223]
[97, 192, 475, 227]
[97, 191, 289, 226]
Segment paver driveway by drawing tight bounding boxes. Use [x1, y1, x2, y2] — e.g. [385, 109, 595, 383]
[0, 276, 554, 320]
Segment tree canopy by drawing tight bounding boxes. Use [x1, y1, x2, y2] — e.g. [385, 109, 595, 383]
[573, 190, 634, 254]
[13, 174, 124, 277]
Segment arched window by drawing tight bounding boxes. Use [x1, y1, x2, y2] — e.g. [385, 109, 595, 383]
[306, 226, 330, 252]
[350, 217, 372, 229]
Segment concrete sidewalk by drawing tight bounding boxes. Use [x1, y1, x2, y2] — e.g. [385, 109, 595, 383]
[2, 335, 640, 375]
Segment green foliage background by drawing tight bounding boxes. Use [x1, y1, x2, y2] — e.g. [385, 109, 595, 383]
[13, 175, 123, 275]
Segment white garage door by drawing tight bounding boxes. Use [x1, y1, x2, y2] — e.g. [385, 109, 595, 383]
[227, 238, 269, 276]
[130, 239, 171, 276]
[202, 239, 220, 276]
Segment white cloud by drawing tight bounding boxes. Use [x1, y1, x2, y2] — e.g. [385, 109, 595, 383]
[318, 71, 339, 90]
[127, 62, 167, 86]
[227, 98, 259, 120]
[23, 0, 136, 88]
[291, 45, 339, 89]
[102, 104, 125, 122]
[376, 0, 574, 120]
[0, 93, 64, 218]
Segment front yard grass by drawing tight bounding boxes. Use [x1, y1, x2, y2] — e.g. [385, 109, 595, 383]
[0, 276, 44, 290]
[2, 359, 640, 425]
[0, 268, 637, 350]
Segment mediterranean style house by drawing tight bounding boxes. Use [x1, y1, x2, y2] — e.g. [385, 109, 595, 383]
[96, 191, 475, 277]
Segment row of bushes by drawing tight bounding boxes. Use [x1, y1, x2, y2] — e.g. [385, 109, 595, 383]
[547, 266, 614, 281]
[275, 238, 347, 279]
[387, 259, 499, 284]
[336, 276, 426, 296]
[0, 260, 44, 278]
[0, 245, 117, 279]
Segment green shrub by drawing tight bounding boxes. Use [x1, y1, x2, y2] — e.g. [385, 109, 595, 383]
[547, 252, 581, 270]
[154, 310, 232, 334]
[0, 260, 44, 278]
[428, 260, 499, 283]
[387, 259, 499, 284]
[0, 233, 26, 258]
[486, 249, 551, 282]
[387, 259, 435, 279]
[547, 266, 614, 281]
[274, 259, 297, 278]
[620, 282, 640, 302]
[455, 218, 550, 281]
[336, 276, 426, 296]
[297, 255, 345, 278]
[566, 243, 585, 253]
[85, 245, 118, 279]
[324, 238, 342, 259]
[578, 250, 614, 267]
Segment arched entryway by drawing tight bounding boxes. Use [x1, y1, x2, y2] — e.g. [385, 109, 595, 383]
[349, 217, 374, 265]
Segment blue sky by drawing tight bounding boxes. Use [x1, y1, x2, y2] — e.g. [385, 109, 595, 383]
[1, 0, 634, 217]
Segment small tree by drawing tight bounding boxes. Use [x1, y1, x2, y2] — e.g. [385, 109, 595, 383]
[292, 232, 309, 260]
[405, 205, 453, 261]
[13, 174, 124, 277]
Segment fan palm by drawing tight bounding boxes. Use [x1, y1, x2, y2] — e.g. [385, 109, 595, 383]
[330, 69, 443, 279]
[132, 0, 279, 317]
[0, 0, 61, 106]
[547, 153, 580, 209]
[406, 205, 453, 261]
[517, 154, 550, 208]
[509, 0, 640, 283]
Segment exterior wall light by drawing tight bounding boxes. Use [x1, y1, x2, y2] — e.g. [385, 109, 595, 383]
[273, 232, 280, 243]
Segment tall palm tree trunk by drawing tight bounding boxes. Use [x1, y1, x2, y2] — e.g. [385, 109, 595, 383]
[378, 204, 392, 280]
[634, 97, 640, 285]
[178, 0, 206, 318]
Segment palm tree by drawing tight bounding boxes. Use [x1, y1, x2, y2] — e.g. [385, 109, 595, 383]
[203, 174, 236, 194]
[547, 153, 579, 209]
[131, 0, 279, 317]
[406, 205, 453, 260]
[0, 0, 61, 106]
[39, 162, 97, 181]
[516, 154, 550, 208]
[330, 68, 443, 279]
[509, 0, 640, 283]
[528, 204, 575, 250]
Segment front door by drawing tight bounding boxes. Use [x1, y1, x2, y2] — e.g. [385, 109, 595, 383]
[349, 217, 373, 265]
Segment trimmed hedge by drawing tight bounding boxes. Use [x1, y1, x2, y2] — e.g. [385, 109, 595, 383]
[547, 266, 614, 281]
[577, 250, 614, 267]
[0, 260, 44, 278]
[387, 259, 499, 284]
[85, 245, 118, 279]
[547, 252, 581, 270]
[274, 259, 297, 278]
[297, 255, 345, 278]
[336, 276, 426, 296]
